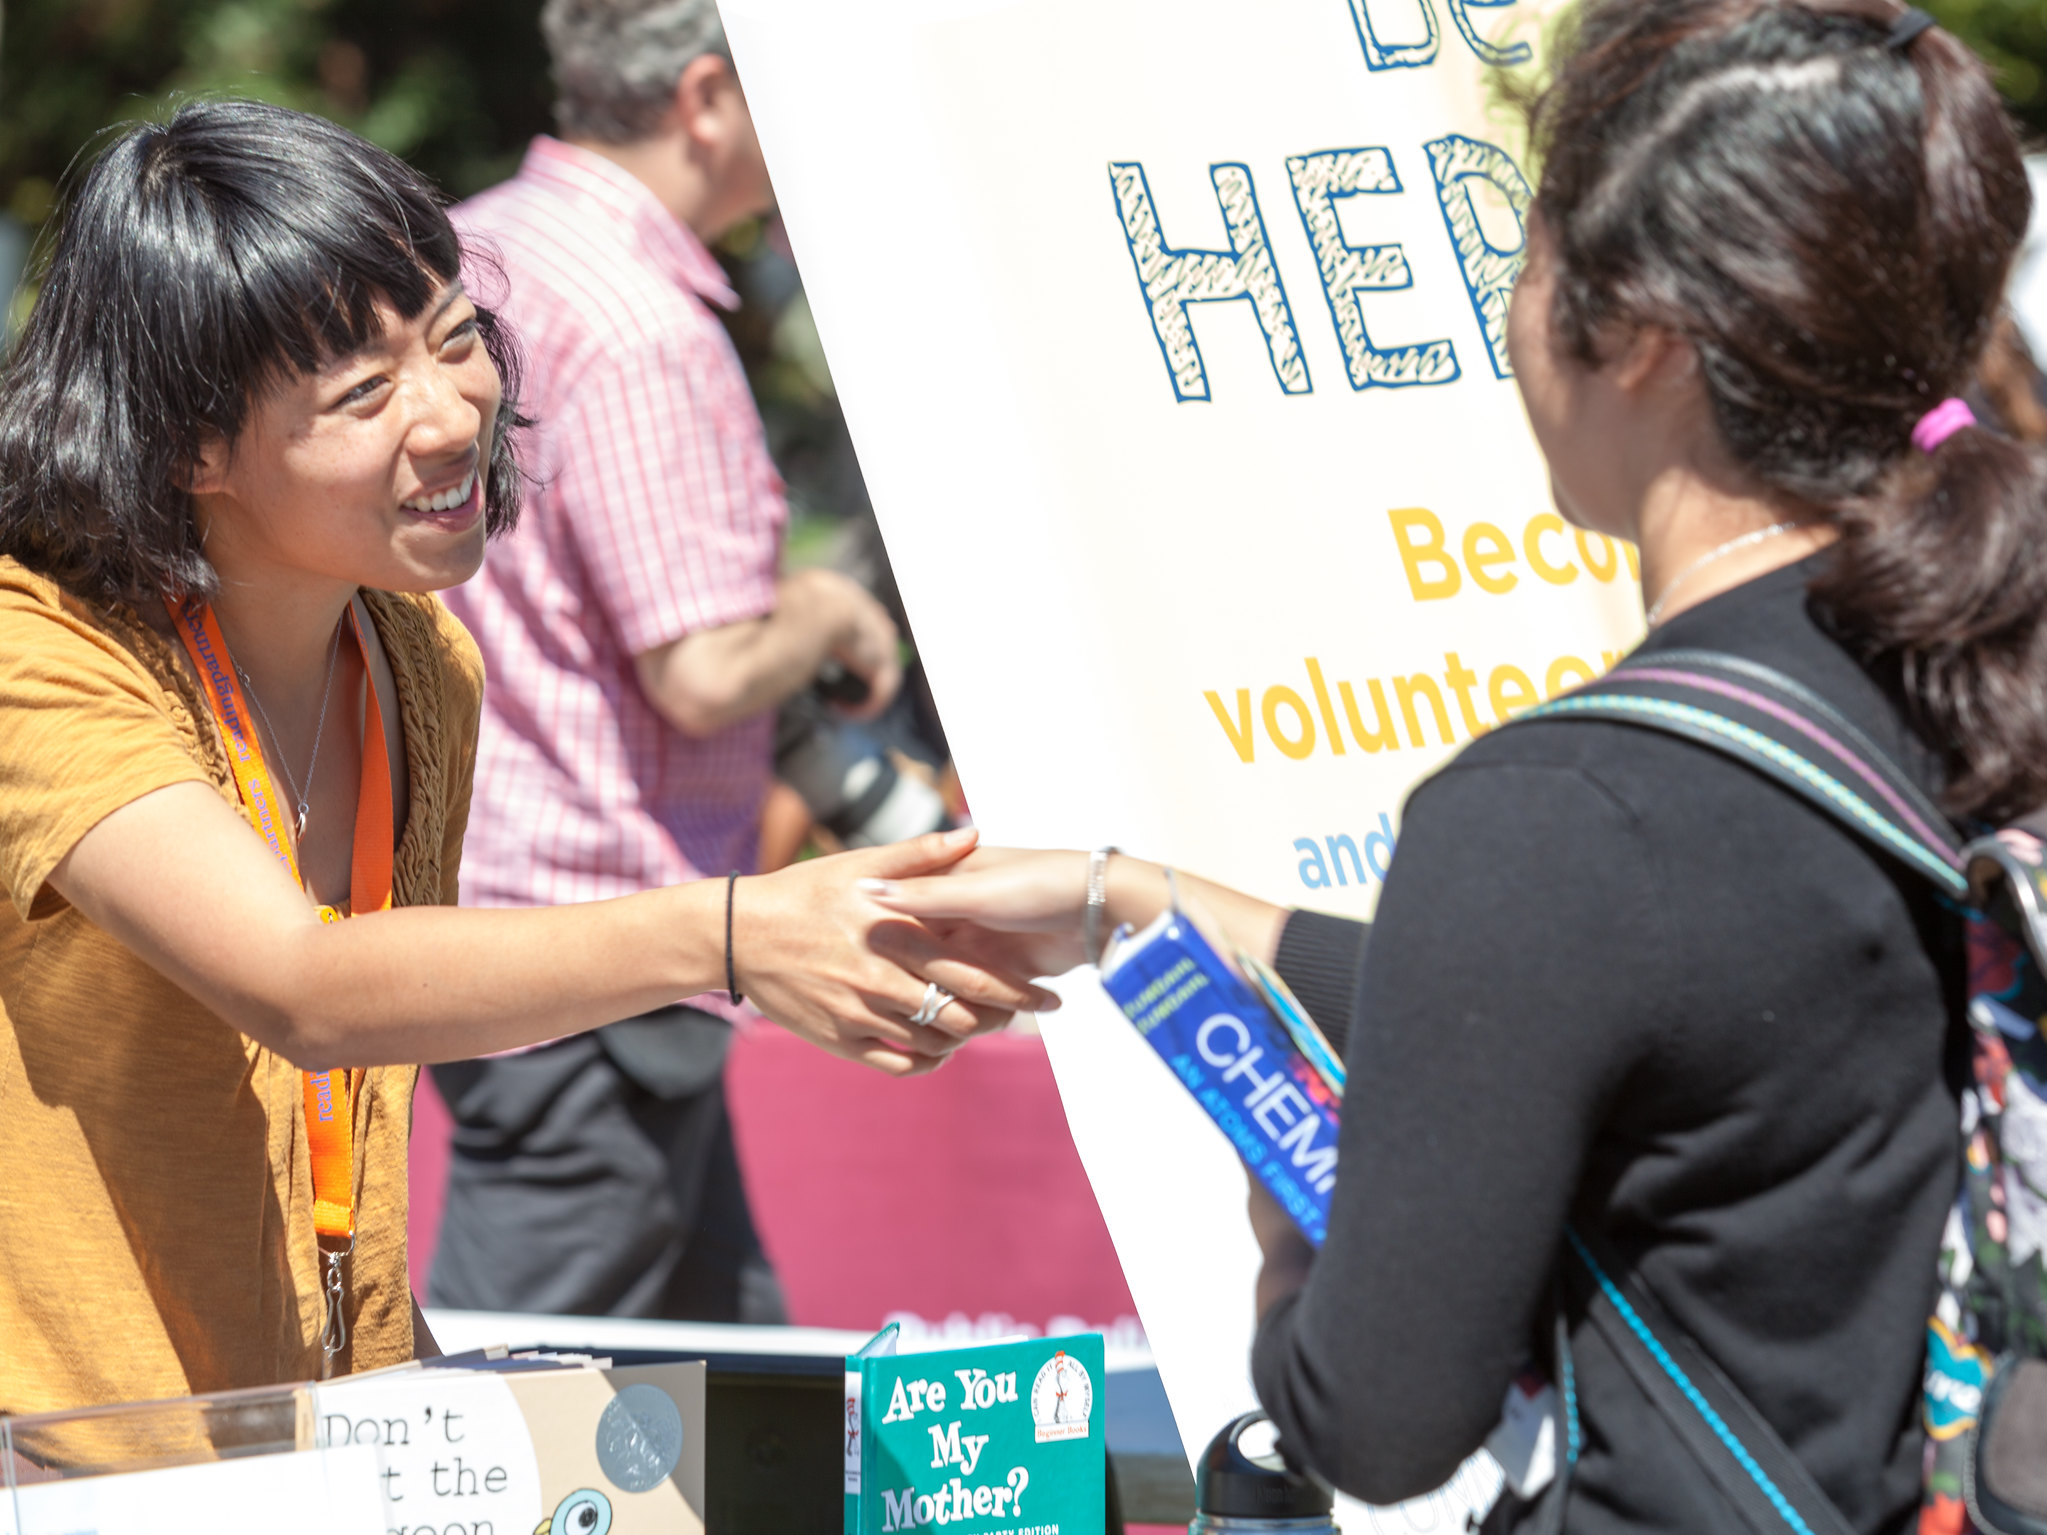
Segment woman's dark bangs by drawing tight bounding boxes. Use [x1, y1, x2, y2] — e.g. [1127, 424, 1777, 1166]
[0, 97, 523, 604]
[168, 118, 462, 394]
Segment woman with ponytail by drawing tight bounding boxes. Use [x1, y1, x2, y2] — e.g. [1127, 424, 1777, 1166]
[869, 2, 2040, 1526]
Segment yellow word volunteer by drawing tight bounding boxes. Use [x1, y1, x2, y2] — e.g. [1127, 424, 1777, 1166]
[1205, 647, 1624, 764]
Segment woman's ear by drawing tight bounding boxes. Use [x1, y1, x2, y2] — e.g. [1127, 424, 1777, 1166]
[181, 433, 231, 497]
[1612, 325, 1698, 395]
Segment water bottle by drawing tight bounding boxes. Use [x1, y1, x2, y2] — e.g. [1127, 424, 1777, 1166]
[1188, 1411, 1340, 1533]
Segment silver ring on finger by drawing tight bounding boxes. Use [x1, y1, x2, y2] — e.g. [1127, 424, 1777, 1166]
[908, 981, 953, 1026]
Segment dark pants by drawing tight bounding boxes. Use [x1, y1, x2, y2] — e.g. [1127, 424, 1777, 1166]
[426, 1006, 786, 1323]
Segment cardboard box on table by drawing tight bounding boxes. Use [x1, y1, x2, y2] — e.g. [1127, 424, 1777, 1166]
[1, 1357, 704, 1535]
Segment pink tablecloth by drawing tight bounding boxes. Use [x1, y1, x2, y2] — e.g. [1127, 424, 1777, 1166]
[409, 1027, 1141, 1342]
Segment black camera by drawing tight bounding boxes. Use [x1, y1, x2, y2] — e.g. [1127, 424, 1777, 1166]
[774, 662, 951, 848]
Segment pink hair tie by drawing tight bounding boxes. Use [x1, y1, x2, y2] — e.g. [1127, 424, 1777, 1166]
[1912, 397, 1976, 453]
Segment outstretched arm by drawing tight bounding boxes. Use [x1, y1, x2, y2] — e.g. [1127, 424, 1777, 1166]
[859, 846, 1290, 980]
[49, 791, 1051, 1074]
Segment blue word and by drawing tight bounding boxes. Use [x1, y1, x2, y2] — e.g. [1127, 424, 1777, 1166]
[1295, 813, 1398, 890]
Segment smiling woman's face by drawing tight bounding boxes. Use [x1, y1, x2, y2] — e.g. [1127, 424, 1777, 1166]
[191, 280, 503, 595]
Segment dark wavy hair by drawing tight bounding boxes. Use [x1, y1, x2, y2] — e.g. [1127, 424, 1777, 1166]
[0, 97, 525, 606]
[1529, 0, 2045, 819]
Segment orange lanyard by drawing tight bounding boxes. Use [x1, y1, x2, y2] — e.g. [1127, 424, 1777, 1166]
[168, 597, 394, 1251]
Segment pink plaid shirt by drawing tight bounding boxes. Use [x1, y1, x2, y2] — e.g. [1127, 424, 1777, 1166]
[446, 138, 786, 951]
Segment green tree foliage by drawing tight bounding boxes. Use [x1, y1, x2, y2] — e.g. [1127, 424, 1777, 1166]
[1927, 0, 2047, 139]
[0, 0, 554, 232]
[3, 0, 2041, 232]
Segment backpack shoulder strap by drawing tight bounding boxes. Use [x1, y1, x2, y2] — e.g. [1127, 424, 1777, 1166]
[1524, 648, 1967, 899]
[1561, 1229, 1861, 1535]
[1510, 651, 1963, 1534]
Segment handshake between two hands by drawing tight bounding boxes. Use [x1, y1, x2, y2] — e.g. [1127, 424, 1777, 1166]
[729, 828, 1095, 1078]
[738, 829, 1318, 1317]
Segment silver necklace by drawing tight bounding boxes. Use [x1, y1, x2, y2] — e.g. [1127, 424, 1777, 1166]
[1643, 522, 1803, 628]
[233, 613, 346, 840]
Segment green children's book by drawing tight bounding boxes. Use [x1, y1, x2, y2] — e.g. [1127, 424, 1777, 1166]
[843, 1325, 1106, 1535]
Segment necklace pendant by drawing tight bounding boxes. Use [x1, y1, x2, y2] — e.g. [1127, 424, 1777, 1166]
[295, 805, 309, 840]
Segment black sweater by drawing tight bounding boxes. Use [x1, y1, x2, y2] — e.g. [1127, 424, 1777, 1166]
[1256, 558, 1966, 1532]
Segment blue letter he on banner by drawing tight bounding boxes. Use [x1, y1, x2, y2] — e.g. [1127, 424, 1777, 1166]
[1287, 148, 1459, 391]
[1109, 161, 1313, 403]
[1423, 134, 1533, 379]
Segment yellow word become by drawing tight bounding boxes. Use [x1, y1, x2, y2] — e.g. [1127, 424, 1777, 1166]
[1205, 651, 1624, 763]
[1388, 507, 1639, 602]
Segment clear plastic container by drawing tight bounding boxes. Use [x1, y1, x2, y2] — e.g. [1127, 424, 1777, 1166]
[2, 1383, 381, 1535]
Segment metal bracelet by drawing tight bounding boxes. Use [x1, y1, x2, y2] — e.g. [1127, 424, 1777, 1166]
[725, 870, 744, 1006]
[1083, 846, 1119, 967]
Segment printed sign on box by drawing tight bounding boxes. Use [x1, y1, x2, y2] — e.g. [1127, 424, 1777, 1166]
[312, 1363, 706, 1535]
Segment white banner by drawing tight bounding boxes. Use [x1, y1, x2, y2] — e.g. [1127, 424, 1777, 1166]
[723, 0, 1641, 1521]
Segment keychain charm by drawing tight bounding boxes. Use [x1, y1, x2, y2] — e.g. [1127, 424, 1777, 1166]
[319, 1240, 352, 1376]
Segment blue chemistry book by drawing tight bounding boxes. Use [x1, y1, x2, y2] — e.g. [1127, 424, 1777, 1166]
[1099, 903, 1342, 1245]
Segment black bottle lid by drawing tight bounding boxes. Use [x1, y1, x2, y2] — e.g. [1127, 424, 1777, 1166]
[1194, 1411, 1335, 1521]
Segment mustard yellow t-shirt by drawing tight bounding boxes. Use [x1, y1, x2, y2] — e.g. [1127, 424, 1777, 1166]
[0, 559, 482, 1415]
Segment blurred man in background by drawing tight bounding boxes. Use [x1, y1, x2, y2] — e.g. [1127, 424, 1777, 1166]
[430, 0, 902, 1323]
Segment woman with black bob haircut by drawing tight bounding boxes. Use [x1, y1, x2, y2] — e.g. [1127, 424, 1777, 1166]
[0, 97, 1046, 1415]
[866, 1, 2046, 1527]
